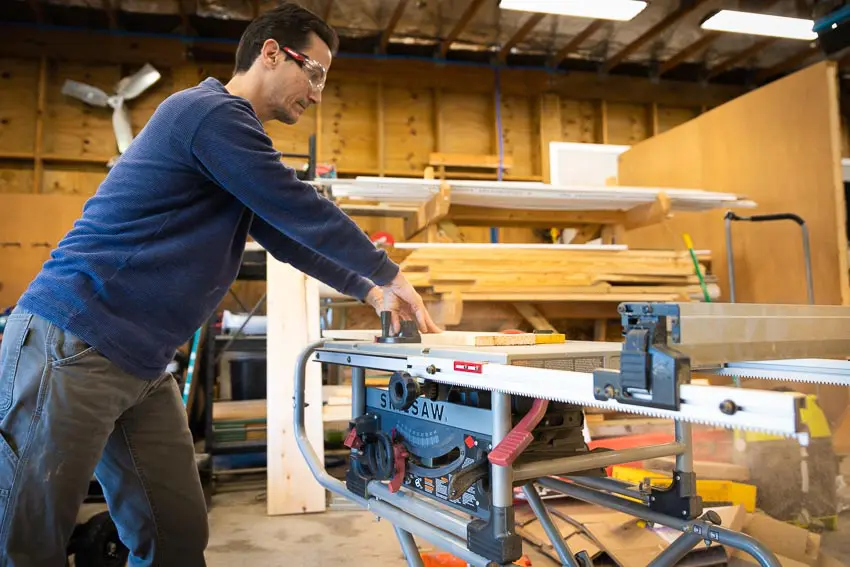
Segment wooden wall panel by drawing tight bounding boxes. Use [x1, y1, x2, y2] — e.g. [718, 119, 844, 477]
[0, 162, 34, 193]
[320, 81, 378, 172]
[45, 62, 121, 159]
[500, 95, 538, 178]
[622, 61, 848, 306]
[0, 59, 38, 155]
[657, 105, 699, 134]
[560, 100, 598, 143]
[42, 166, 105, 196]
[383, 86, 434, 174]
[440, 91, 493, 155]
[606, 102, 650, 145]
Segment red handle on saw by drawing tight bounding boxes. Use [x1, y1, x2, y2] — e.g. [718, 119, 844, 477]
[488, 398, 549, 467]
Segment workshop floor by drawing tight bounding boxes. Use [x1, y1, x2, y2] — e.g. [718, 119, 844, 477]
[205, 489, 850, 567]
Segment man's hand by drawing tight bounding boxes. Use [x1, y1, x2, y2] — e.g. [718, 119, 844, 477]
[382, 272, 442, 335]
[365, 286, 383, 315]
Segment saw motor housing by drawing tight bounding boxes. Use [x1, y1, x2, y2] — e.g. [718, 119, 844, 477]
[344, 374, 593, 563]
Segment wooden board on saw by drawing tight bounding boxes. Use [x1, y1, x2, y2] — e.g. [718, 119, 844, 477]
[320, 329, 564, 346]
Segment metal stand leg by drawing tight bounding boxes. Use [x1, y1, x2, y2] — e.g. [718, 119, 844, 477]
[646, 531, 704, 567]
[395, 527, 425, 567]
[522, 483, 579, 567]
[351, 366, 366, 419]
[492, 392, 513, 509]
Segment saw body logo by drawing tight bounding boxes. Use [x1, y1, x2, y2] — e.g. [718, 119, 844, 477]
[378, 391, 446, 422]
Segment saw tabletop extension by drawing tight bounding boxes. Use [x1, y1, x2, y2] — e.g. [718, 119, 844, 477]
[293, 301, 850, 567]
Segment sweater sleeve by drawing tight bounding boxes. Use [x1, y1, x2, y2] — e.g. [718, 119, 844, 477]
[248, 216, 375, 301]
[190, 100, 399, 286]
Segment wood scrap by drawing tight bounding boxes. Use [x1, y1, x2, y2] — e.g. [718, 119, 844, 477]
[321, 328, 548, 346]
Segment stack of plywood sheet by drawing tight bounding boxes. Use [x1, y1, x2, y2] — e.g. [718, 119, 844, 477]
[397, 243, 718, 302]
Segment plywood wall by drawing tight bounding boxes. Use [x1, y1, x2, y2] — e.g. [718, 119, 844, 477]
[621, 61, 849, 306]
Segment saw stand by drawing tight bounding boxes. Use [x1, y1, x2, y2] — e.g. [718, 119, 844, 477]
[292, 341, 782, 567]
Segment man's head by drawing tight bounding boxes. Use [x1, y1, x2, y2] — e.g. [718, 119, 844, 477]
[232, 3, 338, 124]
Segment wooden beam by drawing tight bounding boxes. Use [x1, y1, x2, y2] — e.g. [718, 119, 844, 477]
[380, 0, 410, 54]
[102, 0, 119, 30]
[176, 0, 192, 35]
[498, 12, 547, 63]
[705, 37, 778, 80]
[602, 0, 710, 73]
[755, 44, 821, 82]
[27, 0, 45, 23]
[658, 32, 720, 76]
[322, 0, 333, 22]
[548, 19, 605, 68]
[0, 24, 746, 106]
[439, 0, 486, 58]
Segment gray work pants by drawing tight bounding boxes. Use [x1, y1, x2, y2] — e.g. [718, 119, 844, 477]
[0, 309, 208, 566]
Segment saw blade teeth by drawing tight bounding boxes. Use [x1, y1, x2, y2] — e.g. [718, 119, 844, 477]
[419, 372, 801, 439]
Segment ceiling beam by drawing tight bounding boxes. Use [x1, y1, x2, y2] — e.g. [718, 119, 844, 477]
[322, 0, 334, 22]
[548, 19, 605, 67]
[705, 37, 778, 80]
[754, 44, 821, 82]
[439, 0, 486, 58]
[380, 0, 410, 54]
[658, 32, 719, 76]
[601, 0, 711, 73]
[498, 12, 547, 62]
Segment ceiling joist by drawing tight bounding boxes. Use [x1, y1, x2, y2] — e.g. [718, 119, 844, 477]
[658, 32, 719, 75]
[548, 19, 605, 68]
[602, 0, 711, 73]
[380, 0, 410, 53]
[706, 37, 779, 80]
[498, 12, 547, 62]
[439, 0, 487, 58]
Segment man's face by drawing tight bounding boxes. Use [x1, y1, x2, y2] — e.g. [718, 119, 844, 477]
[264, 32, 331, 125]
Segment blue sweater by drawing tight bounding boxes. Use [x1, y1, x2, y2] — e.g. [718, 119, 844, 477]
[18, 77, 399, 380]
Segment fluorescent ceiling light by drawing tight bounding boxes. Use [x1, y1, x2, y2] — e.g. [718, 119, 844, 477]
[499, 0, 648, 21]
[701, 10, 817, 41]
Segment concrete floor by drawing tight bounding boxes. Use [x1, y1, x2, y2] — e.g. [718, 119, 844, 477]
[205, 489, 850, 567]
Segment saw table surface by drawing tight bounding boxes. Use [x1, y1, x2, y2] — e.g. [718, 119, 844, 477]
[319, 338, 623, 365]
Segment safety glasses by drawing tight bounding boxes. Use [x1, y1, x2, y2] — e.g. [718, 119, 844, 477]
[282, 45, 327, 93]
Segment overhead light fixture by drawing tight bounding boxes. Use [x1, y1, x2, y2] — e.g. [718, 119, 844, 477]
[499, 0, 648, 22]
[700, 9, 817, 41]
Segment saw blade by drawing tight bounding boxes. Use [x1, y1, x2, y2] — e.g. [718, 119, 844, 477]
[706, 358, 850, 387]
[405, 355, 809, 442]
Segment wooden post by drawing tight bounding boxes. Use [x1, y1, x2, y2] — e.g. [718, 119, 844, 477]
[266, 256, 325, 515]
[538, 93, 561, 184]
[377, 78, 385, 176]
[33, 56, 47, 193]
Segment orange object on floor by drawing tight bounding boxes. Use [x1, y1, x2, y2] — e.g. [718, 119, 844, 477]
[420, 552, 531, 566]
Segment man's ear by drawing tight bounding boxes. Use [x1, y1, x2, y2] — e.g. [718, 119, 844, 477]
[260, 39, 280, 68]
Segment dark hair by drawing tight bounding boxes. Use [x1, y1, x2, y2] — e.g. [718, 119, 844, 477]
[233, 2, 339, 74]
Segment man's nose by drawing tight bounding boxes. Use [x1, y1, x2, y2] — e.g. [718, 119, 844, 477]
[309, 88, 322, 105]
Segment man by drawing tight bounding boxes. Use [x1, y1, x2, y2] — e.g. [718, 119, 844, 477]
[0, 3, 439, 566]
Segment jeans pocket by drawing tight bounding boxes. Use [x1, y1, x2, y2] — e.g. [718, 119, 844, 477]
[0, 428, 19, 492]
[0, 313, 33, 418]
[49, 327, 98, 368]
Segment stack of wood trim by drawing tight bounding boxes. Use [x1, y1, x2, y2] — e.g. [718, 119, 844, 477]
[399, 245, 718, 302]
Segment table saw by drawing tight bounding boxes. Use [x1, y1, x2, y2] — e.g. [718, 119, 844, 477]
[293, 301, 850, 567]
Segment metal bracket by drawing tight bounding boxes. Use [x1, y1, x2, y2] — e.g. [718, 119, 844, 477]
[647, 471, 703, 520]
[593, 303, 689, 411]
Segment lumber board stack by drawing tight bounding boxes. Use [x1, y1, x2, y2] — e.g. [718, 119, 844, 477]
[398, 245, 718, 302]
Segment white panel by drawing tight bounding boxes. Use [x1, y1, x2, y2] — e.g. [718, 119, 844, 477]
[549, 141, 630, 187]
